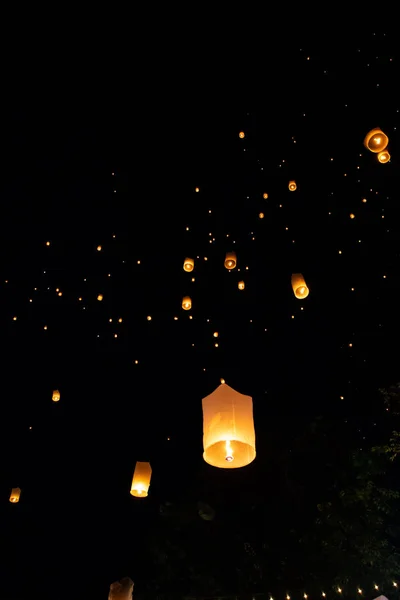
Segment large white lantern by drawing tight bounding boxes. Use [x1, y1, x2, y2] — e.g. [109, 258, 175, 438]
[202, 383, 256, 468]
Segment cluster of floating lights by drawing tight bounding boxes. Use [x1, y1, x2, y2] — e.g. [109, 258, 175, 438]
[364, 127, 391, 163]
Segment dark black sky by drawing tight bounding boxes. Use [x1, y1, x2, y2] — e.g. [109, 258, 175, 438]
[1, 30, 400, 598]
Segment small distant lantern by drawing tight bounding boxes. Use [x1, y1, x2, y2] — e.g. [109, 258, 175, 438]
[9, 488, 21, 503]
[202, 383, 256, 468]
[350, 213, 355, 219]
[224, 251, 237, 270]
[291, 273, 309, 299]
[183, 257, 194, 272]
[378, 150, 390, 163]
[97, 245, 102, 251]
[239, 131, 245, 139]
[238, 281, 245, 290]
[195, 187, 200, 192]
[259, 212, 264, 219]
[182, 296, 192, 310]
[130, 461, 152, 498]
[97, 294, 103, 301]
[263, 193, 268, 199]
[364, 128, 389, 153]
[288, 180, 297, 191]
[52, 389, 60, 402]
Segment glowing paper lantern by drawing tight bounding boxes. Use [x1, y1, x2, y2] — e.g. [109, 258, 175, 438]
[364, 128, 389, 153]
[108, 577, 134, 600]
[9, 488, 21, 503]
[378, 150, 390, 163]
[239, 131, 245, 138]
[52, 389, 60, 402]
[183, 257, 194, 272]
[238, 281, 245, 290]
[288, 180, 297, 191]
[182, 296, 192, 310]
[263, 193, 268, 199]
[130, 461, 152, 498]
[202, 383, 256, 469]
[291, 273, 309, 299]
[224, 251, 237, 270]
[97, 294, 103, 301]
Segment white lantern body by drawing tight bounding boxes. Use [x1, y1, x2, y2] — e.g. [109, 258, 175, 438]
[202, 384, 256, 468]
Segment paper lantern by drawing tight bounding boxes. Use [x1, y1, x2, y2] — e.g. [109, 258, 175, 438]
[238, 280, 245, 290]
[364, 128, 389, 153]
[291, 273, 309, 299]
[130, 461, 152, 498]
[97, 294, 103, 301]
[378, 150, 390, 163]
[263, 193, 268, 199]
[9, 488, 21, 503]
[224, 251, 237, 270]
[202, 383, 256, 468]
[108, 577, 134, 600]
[239, 131, 245, 138]
[183, 257, 194, 272]
[288, 180, 297, 191]
[182, 296, 192, 310]
[52, 389, 60, 402]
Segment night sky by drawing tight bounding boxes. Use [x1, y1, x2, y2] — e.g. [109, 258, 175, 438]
[1, 30, 399, 599]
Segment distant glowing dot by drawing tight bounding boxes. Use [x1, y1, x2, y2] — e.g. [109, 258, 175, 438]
[340, 396, 344, 400]
[147, 316, 152, 321]
[118, 318, 122, 323]
[43, 326, 48, 330]
[263, 193, 268, 199]
[259, 212, 264, 219]
[114, 334, 118, 338]
[46, 241, 50, 246]
[239, 131, 245, 138]
[12, 316, 17, 321]
[134, 360, 139, 364]
[97, 245, 102, 251]
[195, 187, 200, 192]
[358, 589, 362, 594]
[220, 378, 225, 384]
[213, 332, 219, 337]
[350, 213, 355, 219]
[362, 198, 367, 203]
[97, 294, 103, 301]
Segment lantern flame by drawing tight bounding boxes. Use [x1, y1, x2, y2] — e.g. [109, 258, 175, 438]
[225, 440, 234, 462]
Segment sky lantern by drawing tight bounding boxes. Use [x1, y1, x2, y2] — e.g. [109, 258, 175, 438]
[238, 280, 245, 290]
[378, 150, 390, 163]
[108, 577, 134, 600]
[183, 257, 194, 272]
[97, 294, 103, 301]
[202, 383, 256, 469]
[52, 389, 60, 402]
[291, 273, 309, 299]
[364, 128, 389, 153]
[239, 131, 245, 138]
[130, 461, 152, 498]
[182, 296, 192, 310]
[263, 193, 268, 199]
[288, 180, 297, 191]
[9, 487, 21, 503]
[224, 251, 237, 270]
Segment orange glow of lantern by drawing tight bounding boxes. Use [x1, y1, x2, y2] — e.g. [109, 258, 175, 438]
[239, 131, 245, 139]
[238, 280, 245, 290]
[182, 296, 192, 310]
[130, 461, 152, 498]
[9, 488, 21, 503]
[291, 273, 309, 299]
[202, 383, 256, 469]
[183, 257, 194, 272]
[224, 251, 237, 270]
[288, 180, 297, 191]
[364, 128, 389, 153]
[52, 389, 60, 402]
[378, 150, 390, 163]
[263, 193, 268, 199]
